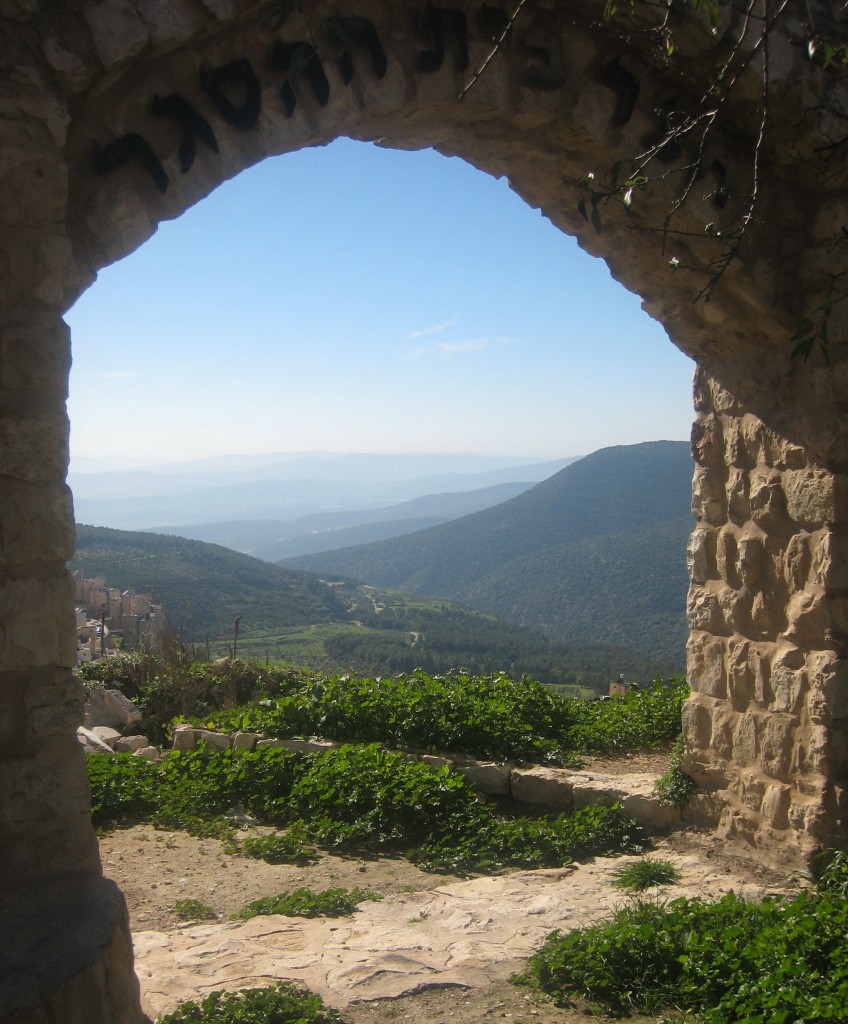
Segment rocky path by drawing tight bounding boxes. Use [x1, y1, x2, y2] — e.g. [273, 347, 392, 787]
[132, 843, 792, 1020]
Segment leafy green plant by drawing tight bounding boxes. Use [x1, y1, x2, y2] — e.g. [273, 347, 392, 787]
[87, 752, 158, 826]
[610, 857, 681, 892]
[526, 880, 848, 1020]
[239, 826, 317, 865]
[157, 981, 341, 1024]
[566, 680, 687, 754]
[87, 744, 646, 873]
[653, 734, 697, 808]
[173, 898, 217, 921]
[233, 887, 382, 921]
[201, 670, 579, 765]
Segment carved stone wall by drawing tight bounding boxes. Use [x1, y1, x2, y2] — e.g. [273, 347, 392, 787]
[684, 369, 848, 860]
[0, 1, 845, 1020]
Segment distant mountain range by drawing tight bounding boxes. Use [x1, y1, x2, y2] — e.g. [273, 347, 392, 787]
[146, 481, 534, 561]
[282, 442, 694, 667]
[68, 452, 578, 530]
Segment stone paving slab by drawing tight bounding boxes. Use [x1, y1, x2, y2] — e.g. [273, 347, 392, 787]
[134, 852, 786, 1018]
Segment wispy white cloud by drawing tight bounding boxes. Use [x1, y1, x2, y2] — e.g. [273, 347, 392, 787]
[407, 318, 457, 340]
[434, 339, 490, 355]
[409, 336, 517, 359]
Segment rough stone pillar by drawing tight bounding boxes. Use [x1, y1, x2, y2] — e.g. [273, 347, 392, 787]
[0, 309, 144, 1020]
[683, 367, 848, 862]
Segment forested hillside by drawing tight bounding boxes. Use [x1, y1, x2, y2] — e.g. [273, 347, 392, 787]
[70, 524, 676, 689]
[71, 525, 349, 638]
[283, 442, 693, 666]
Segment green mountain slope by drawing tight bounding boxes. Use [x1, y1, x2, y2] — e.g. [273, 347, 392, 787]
[71, 525, 350, 639]
[282, 442, 693, 666]
[69, 524, 677, 690]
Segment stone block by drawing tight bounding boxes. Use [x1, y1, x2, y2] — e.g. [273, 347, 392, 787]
[687, 584, 724, 633]
[769, 665, 806, 714]
[691, 415, 723, 467]
[85, 687, 142, 730]
[717, 583, 750, 634]
[77, 725, 114, 753]
[731, 712, 760, 765]
[687, 632, 727, 699]
[736, 536, 765, 586]
[421, 754, 453, 771]
[511, 767, 573, 810]
[783, 588, 830, 647]
[813, 528, 848, 587]
[0, 575, 76, 669]
[114, 734, 150, 753]
[0, 412, 70, 484]
[232, 731, 257, 752]
[92, 726, 121, 748]
[716, 529, 739, 585]
[0, 480, 75, 566]
[727, 468, 751, 519]
[784, 533, 812, 591]
[133, 745, 161, 761]
[692, 466, 726, 525]
[761, 783, 791, 828]
[760, 715, 795, 781]
[279, 738, 342, 755]
[783, 469, 834, 526]
[681, 694, 713, 750]
[808, 652, 848, 721]
[172, 725, 200, 751]
[199, 730, 232, 752]
[726, 639, 754, 703]
[456, 761, 511, 796]
[687, 528, 712, 584]
[749, 469, 786, 529]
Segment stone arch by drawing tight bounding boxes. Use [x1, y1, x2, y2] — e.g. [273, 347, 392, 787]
[1, 2, 846, 1020]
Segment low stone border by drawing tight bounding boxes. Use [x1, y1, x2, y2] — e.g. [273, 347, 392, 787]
[170, 726, 680, 832]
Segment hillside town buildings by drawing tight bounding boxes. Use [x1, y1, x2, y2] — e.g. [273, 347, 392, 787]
[73, 573, 166, 664]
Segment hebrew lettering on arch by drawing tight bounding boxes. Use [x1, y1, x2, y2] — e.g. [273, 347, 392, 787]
[93, 133, 169, 194]
[325, 16, 387, 84]
[601, 56, 639, 126]
[417, 4, 469, 73]
[150, 94, 219, 174]
[521, 24, 564, 89]
[271, 41, 330, 118]
[199, 58, 261, 131]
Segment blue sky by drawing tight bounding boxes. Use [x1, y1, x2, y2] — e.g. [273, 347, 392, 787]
[66, 137, 694, 468]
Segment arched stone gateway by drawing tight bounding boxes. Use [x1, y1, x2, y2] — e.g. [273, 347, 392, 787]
[0, 1, 846, 1019]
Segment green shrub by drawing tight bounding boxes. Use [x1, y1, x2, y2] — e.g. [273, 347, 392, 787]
[610, 857, 681, 891]
[565, 679, 688, 754]
[200, 670, 578, 765]
[87, 744, 645, 873]
[157, 981, 341, 1024]
[173, 898, 217, 921]
[527, 884, 848, 1021]
[87, 752, 158, 826]
[653, 734, 697, 807]
[233, 887, 382, 921]
[239, 826, 317, 865]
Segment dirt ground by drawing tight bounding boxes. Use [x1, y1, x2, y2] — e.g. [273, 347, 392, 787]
[100, 748, 796, 1024]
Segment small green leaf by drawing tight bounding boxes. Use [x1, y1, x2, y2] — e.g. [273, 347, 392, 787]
[591, 206, 603, 235]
